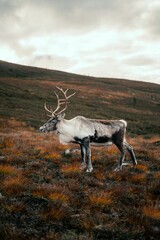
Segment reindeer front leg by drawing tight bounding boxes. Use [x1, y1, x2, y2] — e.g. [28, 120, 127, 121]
[80, 144, 86, 169]
[82, 137, 93, 172]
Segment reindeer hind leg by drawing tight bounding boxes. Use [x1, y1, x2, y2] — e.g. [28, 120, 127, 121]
[124, 142, 137, 166]
[114, 143, 127, 171]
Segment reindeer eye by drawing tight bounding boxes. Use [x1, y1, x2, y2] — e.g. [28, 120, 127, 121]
[47, 118, 56, 124]
[50, 119, 57, 124]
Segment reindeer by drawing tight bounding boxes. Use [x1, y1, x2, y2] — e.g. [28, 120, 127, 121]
[39, 87, 137, 172]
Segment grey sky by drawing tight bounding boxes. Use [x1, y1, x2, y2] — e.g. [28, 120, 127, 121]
[0, 0, 160, 84]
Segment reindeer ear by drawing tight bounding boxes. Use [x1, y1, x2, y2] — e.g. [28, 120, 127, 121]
[57, 113, 65, 121]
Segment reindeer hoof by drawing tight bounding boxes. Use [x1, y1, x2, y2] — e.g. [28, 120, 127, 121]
[114, 166, 122, 171]
[133, 161, 138, 166]
[114, 163, 132, 171]
[86, 167, 93, 173]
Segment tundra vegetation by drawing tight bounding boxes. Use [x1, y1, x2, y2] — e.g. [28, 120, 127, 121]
[0, 118, 160, 239]
[0, 61, 160, 239]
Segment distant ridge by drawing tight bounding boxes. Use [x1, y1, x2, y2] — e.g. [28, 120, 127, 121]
[0, 60, 76, 79]
[0, 59, 157, 87]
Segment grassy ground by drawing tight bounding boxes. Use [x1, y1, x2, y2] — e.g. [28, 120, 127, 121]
[0, 118, 160, 239]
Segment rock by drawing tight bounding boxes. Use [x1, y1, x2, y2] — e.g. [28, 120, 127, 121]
[0, 192, 4, 199]
[64, 149, 71, 155]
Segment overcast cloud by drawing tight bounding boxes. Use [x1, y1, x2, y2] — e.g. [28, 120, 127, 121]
[0, 0, 160, 84]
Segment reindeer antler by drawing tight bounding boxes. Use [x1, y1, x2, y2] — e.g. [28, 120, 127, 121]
[44, 86, 76, 116]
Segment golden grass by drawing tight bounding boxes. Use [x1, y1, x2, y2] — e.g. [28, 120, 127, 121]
[32, 188, 48, 198]
[154, 172, 160, 180]
[44, 152, 61, 160]
[35, 146, 47, 155]
[80, 216, 95, 230]
[94, 170, 106, 181]
[0, 137, 14, 149]
[143, 202, 160, 220]
[107, 171, 128, 182]
[0, 165, 18, 176]
[91, 153, 100, 162]
[5, 203, 26, 213]
[48, 192, 69, 203]
[41, 206, 69, 221]
[135, 164, 148, 172]
[129, 173, 146, 184]
[32, 185, 57, 198]
[147, 150, 160, 161]
[2, 175, 28, 196]
[106, 145, 118, 155]
[149, 136, 160, 143]
[32, 184, 71, 204]
[88, 190, 112, 207]
[61, 163, 82, 175]
[128, 186, 142, 195]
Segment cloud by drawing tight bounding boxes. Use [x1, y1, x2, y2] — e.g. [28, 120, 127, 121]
[143, 3, 160, 39]
[124, 54, 158, 66]
[0, 0, 149, 37]
[0, 0, 159, 42]
[0, 0, 159, 84]
[29, 54, 76, 71]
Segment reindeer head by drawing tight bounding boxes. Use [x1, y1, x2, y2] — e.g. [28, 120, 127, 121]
[39, 87, 76, 133]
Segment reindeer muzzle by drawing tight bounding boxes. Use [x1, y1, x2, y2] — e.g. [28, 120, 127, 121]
[39, 126, 46, 132]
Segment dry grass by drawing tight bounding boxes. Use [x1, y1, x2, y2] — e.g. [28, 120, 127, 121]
[48, 192, 69, 203]
[41, 206, 70, 222]
[80, 215, 95, 231]
[44, 152, 61, 160]
[154, 172, 160, 180]
[143, 202, 160, 220]
[32, 185, 51, 198]
[129, 173, 146, 184]
[2, 175, 28, 196]
[0, 165, 18, 176]
[88, 190, 113, 208]
[4, 202, 26, 213]
[61, 163, 82, 175]
[135, 164, 149, 172]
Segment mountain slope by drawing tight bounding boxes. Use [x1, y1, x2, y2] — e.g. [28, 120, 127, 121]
[0, 60, 159, 136]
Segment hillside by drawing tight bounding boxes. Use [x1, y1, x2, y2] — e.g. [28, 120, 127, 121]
[0, 61, 160, 239]
[0, 60, 160, 136]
